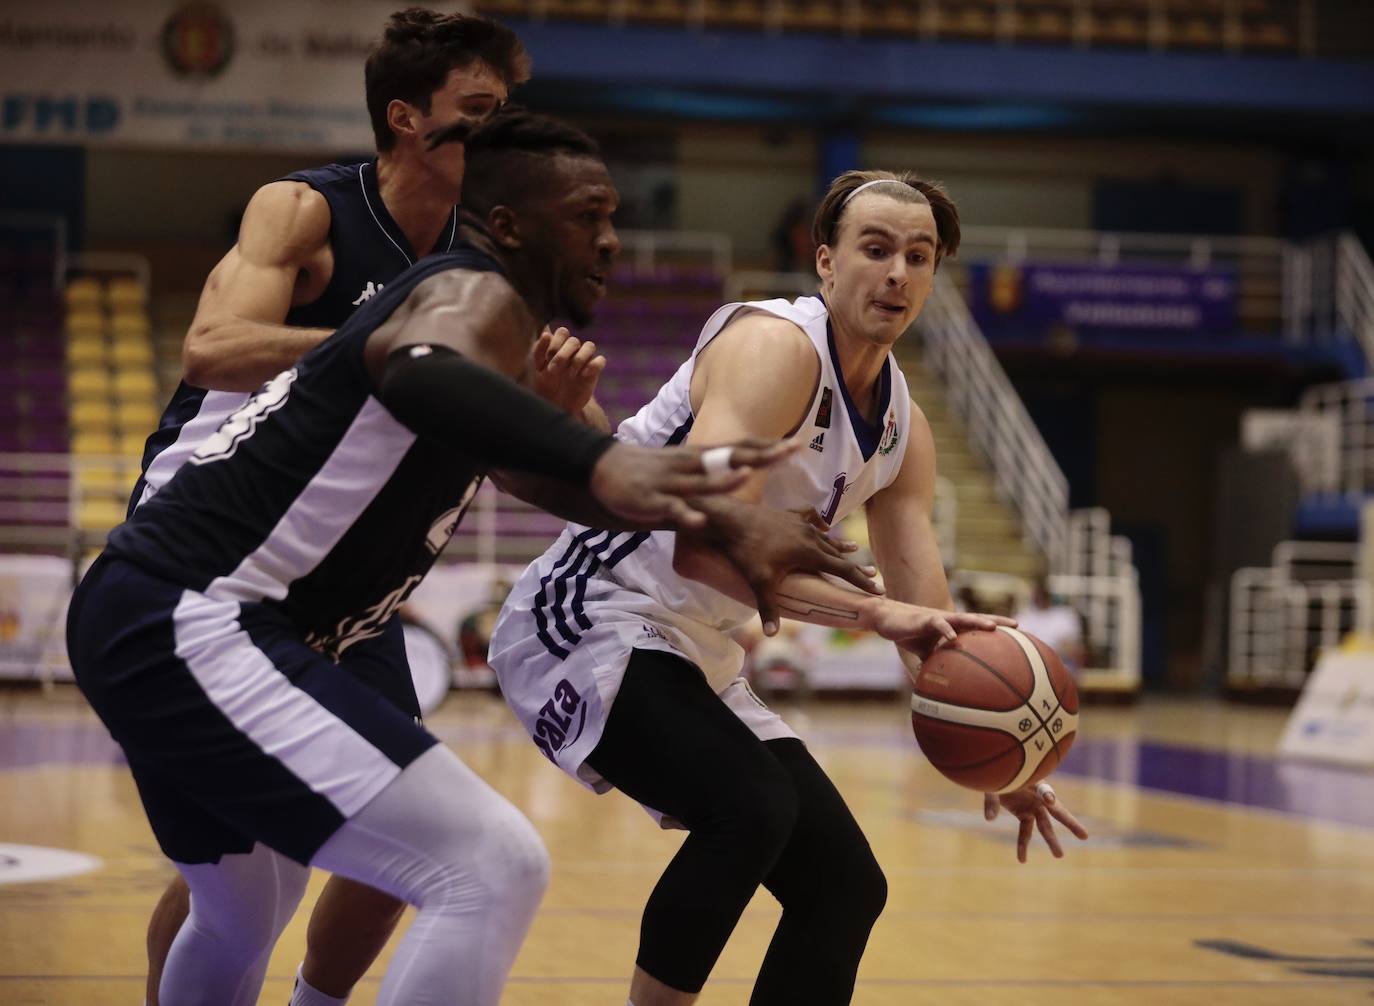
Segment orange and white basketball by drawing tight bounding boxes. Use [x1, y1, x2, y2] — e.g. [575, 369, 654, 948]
[911, 626, 1079, 794]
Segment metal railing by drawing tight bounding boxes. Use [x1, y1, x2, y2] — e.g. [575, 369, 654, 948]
[1295, 236, 1374, 496]
[1229, 541, 1364, 688]
[618, 229, 732, 275]
[918, 279, 1071, 562]
[916, 281, 1142, 685]
[1287, 231, 1374, 365]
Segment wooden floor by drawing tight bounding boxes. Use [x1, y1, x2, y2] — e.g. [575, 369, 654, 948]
[3, 685, 1374, 1004]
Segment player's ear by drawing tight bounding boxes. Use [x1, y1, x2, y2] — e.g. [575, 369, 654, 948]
[486, 206, 521, 250]
[816, 243, 834, 283]
[386, 99, 419, 144]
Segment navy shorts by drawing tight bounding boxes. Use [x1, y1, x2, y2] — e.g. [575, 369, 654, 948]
[68, 556, 438, 865]
[340, 613, 423, 722]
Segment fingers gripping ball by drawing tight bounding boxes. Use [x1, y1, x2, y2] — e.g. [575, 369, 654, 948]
[910, 627, 1079, 794]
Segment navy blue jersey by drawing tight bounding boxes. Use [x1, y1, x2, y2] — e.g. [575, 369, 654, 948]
[107, 246, 502, 660]
[128, 160, 459, 515]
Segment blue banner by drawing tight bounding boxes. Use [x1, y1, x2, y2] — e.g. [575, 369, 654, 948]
[968, 261, 1238, 334]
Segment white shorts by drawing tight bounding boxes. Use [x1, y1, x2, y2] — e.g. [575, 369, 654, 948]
[488, 560, 798, 799]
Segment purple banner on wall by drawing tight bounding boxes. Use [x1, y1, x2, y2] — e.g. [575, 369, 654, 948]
[968, 261, 1238, 334]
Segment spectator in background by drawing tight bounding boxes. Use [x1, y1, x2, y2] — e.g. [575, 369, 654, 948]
[771, 197, 815, 272]
[1014, 575, 1086, 672]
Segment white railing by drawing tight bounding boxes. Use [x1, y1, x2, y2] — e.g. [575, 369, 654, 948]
[917, 281, 1142, 687]
[918, 278, 1070, 561]
[949, 566, 1141, 686]
[1229, 541, 1364, 688]
[1300, 378, 1374, 497]
[1285, 232, 1374, 364]
[1050, 570, 1142, 687]
[1336, 232, 1374, 365]
[617, 229, 732, 275]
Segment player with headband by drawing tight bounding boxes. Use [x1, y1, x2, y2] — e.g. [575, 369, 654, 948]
[489, 169, 1089, 1005]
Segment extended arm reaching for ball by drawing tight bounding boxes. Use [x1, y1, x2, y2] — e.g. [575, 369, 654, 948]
[670, 312, 1087, 862]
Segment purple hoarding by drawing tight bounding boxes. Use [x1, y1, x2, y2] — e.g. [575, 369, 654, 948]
[968, 261, 1238, 334]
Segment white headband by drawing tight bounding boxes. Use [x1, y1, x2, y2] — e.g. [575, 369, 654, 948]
[840, 178, 914, 207]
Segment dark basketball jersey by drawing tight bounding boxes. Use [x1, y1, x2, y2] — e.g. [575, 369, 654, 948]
[107, 246, 500, 660]
[128, 160, 459, 515]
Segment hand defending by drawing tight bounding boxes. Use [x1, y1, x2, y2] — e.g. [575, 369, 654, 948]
[984, 781, 1089, 864]
[531, 327, 605, 415]
[705, 505, 883, 636]
[588, 438, 799, 532]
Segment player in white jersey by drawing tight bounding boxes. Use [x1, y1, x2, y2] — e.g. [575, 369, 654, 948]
[489, 170, 1088, 1005]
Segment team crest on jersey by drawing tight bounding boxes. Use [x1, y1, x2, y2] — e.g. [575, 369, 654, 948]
[352, 281, 384, 306]
[878, 409, 900, 456]
[815, 387, 834, 429]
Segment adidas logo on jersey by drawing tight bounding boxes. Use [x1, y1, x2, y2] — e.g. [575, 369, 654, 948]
[809, 433, 825, 453]
[351, 280, 383, 306]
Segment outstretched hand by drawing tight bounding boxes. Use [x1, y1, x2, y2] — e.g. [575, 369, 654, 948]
[699, 504, 883, 635]
[588, 438, 799, 532]
[531, 327, 605, 415]
[984, 781, 1089, 864]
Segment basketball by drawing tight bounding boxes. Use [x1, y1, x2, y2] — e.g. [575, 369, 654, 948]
[910, 626, 1079, 794]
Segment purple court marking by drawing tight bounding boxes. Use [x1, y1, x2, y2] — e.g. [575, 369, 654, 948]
[803, 726, 1374, 832]
[1056, 738, 1374, 831]
[0, 721, 124, 770]
[7, 704, 1374, 832]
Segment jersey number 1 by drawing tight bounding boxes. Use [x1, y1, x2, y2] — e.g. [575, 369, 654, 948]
[821, 474, 846, 526]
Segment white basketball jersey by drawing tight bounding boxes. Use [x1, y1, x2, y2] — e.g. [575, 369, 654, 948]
[518, 294, 912, 689]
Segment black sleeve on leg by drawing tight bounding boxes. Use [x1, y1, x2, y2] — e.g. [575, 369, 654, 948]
[377, 343, 614, 486]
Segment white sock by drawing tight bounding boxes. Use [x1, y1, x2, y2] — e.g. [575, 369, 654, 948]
[290, 965, 349, 1006]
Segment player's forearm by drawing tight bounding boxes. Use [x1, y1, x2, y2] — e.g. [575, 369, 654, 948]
[674, 541, 882, 629]
[380, 344, 613, 484]
[579, 397, 612, 434]
[183, 318, 331, 392]
[490, 470, 651, 531]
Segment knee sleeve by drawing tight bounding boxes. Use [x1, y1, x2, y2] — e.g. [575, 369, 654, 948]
[312, 745, 548, 918]
[179, 844, 309, 954]
[309, 747, 549, 1006]
[161, 844, 309, 1006]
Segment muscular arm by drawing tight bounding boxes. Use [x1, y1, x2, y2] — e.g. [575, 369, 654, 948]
[864, 402, 953, 681]
[182, 181, 335, 391]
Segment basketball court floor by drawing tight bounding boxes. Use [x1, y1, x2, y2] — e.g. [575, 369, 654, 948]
[3, 684, 1372, 1004]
